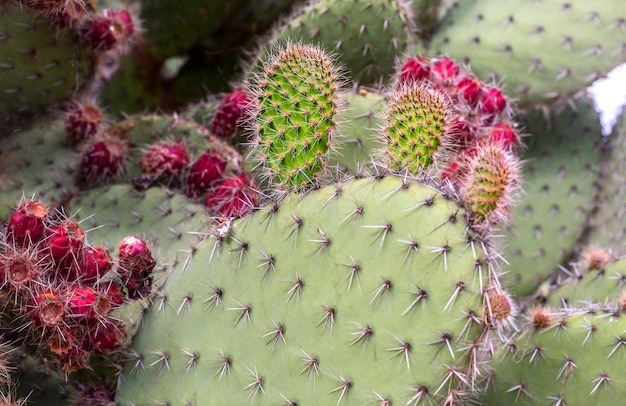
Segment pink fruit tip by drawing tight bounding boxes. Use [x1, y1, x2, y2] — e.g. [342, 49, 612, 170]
[65, 103, 103, 145]
[139, 140, 190, 178]
[78, 133, 128, 185]
[430, 56, 460, 83]
[480, 87, 507, 116]
[398, 55, 430, 85]
[79, 245, 113, 282]
[80, 9, 134, 51]
[68, 286, 110, 319]
[7, 200, 48, 247]
[489, 123, 519, 150]
[204, 174, 259, 218]
[456, 75, 484, 107]
[46, 221, 85, 269]
[211, 88, 252, 138]
[184, 149, 227, 198]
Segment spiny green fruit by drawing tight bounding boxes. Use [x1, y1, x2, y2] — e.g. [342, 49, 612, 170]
[482, 306, 626, 405]
[265, 0, 415, 86]
[458, 141, 521, 226]
[331, 87, 386, 173]
[0, 0, 95, 114]
[116, 175, 508, 405]
[501, 97, 605, 297]
[427, 0, 626, 106]
[381, 82, 455, 175]
[248, 42, 343, 190]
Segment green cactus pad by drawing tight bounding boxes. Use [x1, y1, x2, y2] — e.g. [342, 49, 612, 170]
[502, 98, 605, 297]
[0, 1, 94, 114]
[330, 88, 385, 173]
[266, 0, 415, 86]
[483, 308, 626, 405]
[248, 43, 343, 190]
[116, 175, 503, 405]
[585, 113, 626, 254]
[428, 0, 626, 106]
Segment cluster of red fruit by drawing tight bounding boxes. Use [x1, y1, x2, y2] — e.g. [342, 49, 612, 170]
[1, 200, 155, 372]
[398, 55, 522, 224]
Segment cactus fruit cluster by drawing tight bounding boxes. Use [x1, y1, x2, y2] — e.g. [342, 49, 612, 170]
[1, 0, 626, 405]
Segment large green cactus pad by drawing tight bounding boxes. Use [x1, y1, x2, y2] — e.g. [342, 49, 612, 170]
[116, 175, 501, 405]
[428, 0, 626, 106]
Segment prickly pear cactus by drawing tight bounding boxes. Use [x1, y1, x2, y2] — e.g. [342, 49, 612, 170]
[116, 175, 506, 405]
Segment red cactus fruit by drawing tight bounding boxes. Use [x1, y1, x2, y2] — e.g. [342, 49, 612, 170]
[6, 200, 47, 247]
[211, 88, 252, 138]
[33, 290, 65, 326]
[80, 9, 134, 51]
[86, 319, 126, 354]
[99, 280, 125, 308]
[431, 56, 460, 83]
[489, 123, 519, 150]
[68, 286, 110, 319]
[398, 55, 430, 85]
[204, 174, 259, 218]
[79, 245, 113, 282]
[118, 236, 156, 297]
[78, 133, 128, 185]
[2, 254, 38, 287]
[184, 150, 227, 198]
[480, 87, 507, 116]
[65, 103, 103, 145]
[456, 75, 484, 107]
[46, 221, 85, 270]
[139, 140, 190, 178]
[48, 327, 75, 355]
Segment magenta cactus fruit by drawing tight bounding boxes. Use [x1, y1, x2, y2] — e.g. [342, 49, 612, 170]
[139, 140, 190, 179]
[397, 54, 431, 85]
[480, 87, 508, 117]
[2, 254, 38, 288]
[431, 56, 460, 83]
[204, 173, 259, 218]
[86, 319, 126, 354]
[457, 75, 484, 107]
[210, 88, 252, 138]
[67, 286, 110, 320]
[65, 102, 103, 145]
[79, 245, 113, 282]
[46, 220, 85, 270]
[488, 123, 519, 150]
[184, 149, 227, 198]
[78, 133, 128, 185]
[6, 200, 48, 247]
[118, 236, 156, 297]
[80, 9, 134, 51]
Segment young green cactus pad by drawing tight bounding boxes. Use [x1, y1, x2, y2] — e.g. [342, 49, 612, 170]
[381, 82, 455, 175]
[428, 0, 626, 106]
[248, 42, 343, 190]
[267, 0, 415, 86]
[482, 307, 626, 405]
[0, 1, 95, 114]
[116, 175, 508, 405]
[501, 98, 605, 297]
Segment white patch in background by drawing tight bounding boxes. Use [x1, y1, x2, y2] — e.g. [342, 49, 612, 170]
[588, 63, 626, 136]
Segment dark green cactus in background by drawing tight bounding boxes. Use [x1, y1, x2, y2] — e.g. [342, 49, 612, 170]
[1, 0, 626, 405]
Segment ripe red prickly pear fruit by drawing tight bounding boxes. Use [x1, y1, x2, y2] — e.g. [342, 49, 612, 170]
[211, 88, 252, 138]
[480, 87, 507, 116]
[80, 9, 134, 51]
[46, 221, 85, 270]
[65, 103, 103, 145]
[118, 236, 156, 298]
[85, 319, 126, 353]
[204, 174, 259, 218]
[78, 133, 128, 185]
[139, 140, 190, 179]
[2, 254, 38, 287]
[99, 280, 126, 308]
[67, 286, 110, 320]
[397, 55, 430, 85]
[489, 123, 519, 150]
[32, 290, 65, 326]
[456, 75, 484, 107]
[79, 245, 113, 282]
[431, 56, 460, 83]
[6, 200, 47, 247]
[184, 150, 227, 198]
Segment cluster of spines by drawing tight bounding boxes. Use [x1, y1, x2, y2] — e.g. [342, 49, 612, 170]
[1, 198, 157, 373]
